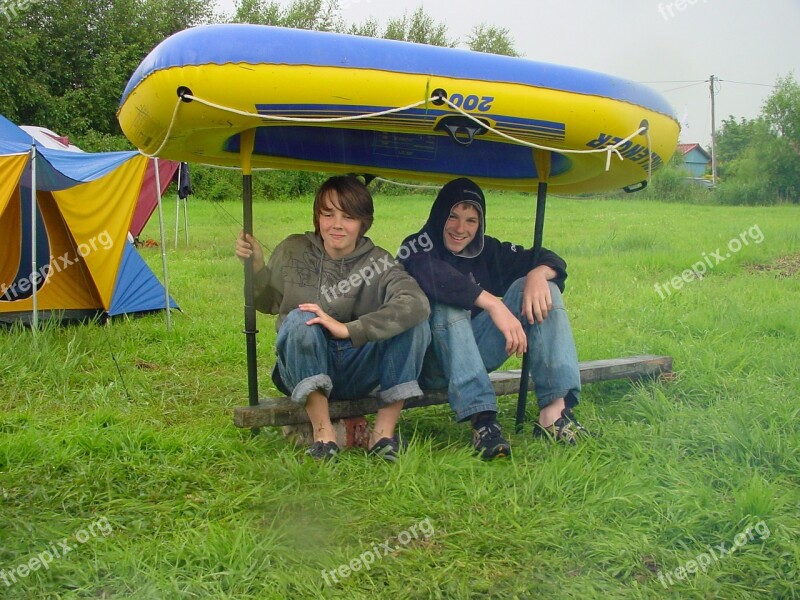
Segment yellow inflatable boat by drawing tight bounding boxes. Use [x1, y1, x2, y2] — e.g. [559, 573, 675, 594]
[118, 24, 680, 193]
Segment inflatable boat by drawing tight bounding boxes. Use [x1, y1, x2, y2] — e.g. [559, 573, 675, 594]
[118, 24, 680, 193]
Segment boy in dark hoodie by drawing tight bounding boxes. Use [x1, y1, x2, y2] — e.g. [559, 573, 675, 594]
[399, 177, 589, 459]
[236, 176, 431, 461]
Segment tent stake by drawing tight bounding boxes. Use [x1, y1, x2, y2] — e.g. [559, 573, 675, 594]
[239, 130, 260, 435]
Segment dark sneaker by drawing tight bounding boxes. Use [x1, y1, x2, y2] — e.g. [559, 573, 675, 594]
[368, 436, 401, 462]
[533, 408, 592, 445]
[472, 415, 511, 460]
[306, 440, 339, 461]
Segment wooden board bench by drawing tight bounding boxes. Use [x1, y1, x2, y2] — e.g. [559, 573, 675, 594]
[233, 354, 673, 430]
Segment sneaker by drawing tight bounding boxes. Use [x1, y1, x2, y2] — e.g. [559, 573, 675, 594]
[368, 436, 401, 462]
[471, 414, 511, 460]
[305, 440, 339, 461]
[533, 408, 592, 445]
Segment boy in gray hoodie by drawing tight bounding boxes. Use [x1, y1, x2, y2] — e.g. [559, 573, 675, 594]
[236, 176, 430, 461]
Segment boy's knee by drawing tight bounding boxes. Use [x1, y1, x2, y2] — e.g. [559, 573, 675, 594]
[279, 310, 326, 346]
[284, 308, 317, 324]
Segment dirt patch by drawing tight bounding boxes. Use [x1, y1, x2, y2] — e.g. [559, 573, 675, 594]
[746, 254, 800, 278]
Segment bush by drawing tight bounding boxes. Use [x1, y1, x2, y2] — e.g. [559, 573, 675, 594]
[714, 179, 777, 205]
[637, 164, 714, 204]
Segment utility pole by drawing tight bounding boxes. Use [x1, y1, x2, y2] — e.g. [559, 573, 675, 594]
[709, 75, 718, 184]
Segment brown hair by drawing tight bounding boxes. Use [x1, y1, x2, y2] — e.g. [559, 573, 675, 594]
[313, 175, 374, 237]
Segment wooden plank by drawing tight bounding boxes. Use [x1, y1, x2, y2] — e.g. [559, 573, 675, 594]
[233, 354, 673, 428]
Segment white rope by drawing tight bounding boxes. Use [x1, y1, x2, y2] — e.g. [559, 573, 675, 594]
[373, 176, 441, 190]
[143, 96, 183, 158]
[143, 92, 652, 176]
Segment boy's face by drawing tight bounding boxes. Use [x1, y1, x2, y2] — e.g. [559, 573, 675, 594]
[443, 202, 480, 254]
[317, 191, 361, 259]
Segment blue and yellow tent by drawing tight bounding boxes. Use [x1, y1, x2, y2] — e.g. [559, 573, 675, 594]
[0, 114, 178, 324]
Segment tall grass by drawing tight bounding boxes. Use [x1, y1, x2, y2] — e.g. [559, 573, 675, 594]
[1, 191, 798, 599]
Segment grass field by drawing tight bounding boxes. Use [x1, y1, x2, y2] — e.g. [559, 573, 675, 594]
[1, 190, 799, 599]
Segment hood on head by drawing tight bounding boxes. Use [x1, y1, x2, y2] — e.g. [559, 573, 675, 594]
[425, 178, 486, 258]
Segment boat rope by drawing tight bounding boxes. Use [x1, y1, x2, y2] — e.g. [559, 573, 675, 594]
[437, 96, 648, 173]
[145, 95, 184, 158]
[373, 177, 441, 190]
[145, 93, 652, 177]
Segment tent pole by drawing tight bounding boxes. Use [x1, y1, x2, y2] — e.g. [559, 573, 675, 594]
[153, 158, 172, 331]
[515, 151, 551, 433]
[240, 130, 260, 431]
[175, 164, 190, 248]
[174, 181, 180, 249]
[30, 144, 38, 331]
[183, 192, 189, 246]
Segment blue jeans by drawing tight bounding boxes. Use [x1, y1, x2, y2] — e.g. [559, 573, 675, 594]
[419, 278, 581, 422]
[273, 309, 431, 406]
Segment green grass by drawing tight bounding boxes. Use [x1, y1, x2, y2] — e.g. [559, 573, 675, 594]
[1, 192, 799, 599]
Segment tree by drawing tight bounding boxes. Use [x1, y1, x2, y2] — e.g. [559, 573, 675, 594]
[715, 116, 770, 177]
[383, 7, 454, 47]
[0, 23, 41, 123]
[5, 0, 212, 136]
[763, 74, 800, 156]
[466, 23, 519, 57]
[346, 17, 380, 38]
[230, 0, 339, 31]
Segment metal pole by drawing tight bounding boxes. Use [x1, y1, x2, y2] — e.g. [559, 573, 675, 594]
[709, 75, 718, 185]
[183, 192, 189, 246]
[174, 182, 180, 249]
[153, 159, 172, 331]
[30, 144, 38, 330]
[516, 151, 551, 432]
[239, 130, 260, 420]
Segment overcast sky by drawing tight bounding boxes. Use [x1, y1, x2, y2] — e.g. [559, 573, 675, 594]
[213, 0, 800, 147]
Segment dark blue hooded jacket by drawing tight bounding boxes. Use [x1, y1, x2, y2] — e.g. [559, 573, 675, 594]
[398, 178, 567, 314]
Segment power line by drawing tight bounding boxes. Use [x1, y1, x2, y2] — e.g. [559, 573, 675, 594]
[658, 81, 708, 94]
[639, 80, 706, 84]
[718, 79, 775, 88]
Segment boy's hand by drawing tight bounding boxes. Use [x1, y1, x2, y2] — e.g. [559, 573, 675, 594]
[522, 266, 555, 324]
[235, 231, 265, 272]
[299, 303, 350, 339]
[476, 291, 527, 357]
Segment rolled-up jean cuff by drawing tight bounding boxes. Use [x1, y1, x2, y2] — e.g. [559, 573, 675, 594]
[537, 389, 580, 410]
[377, 381, 423, 405]
[456, 403, 498, 423]
[291, 374, 333, 406]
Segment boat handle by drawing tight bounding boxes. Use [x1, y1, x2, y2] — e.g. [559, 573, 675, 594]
[435, 116, 489, 146]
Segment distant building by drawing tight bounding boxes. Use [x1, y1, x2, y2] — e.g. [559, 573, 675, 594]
[676, 143, 712, 177]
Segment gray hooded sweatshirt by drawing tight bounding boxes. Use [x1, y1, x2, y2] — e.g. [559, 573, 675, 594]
[253, 232, 430, 347]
